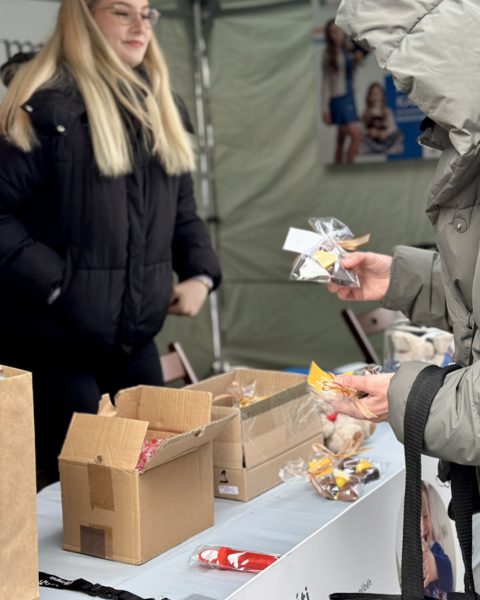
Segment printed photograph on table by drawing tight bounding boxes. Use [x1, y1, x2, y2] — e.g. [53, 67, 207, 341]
[312, 0, 440, 165]
[395, 481, 457, 598]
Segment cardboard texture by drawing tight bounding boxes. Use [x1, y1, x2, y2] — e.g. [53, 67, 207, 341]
[214, 433, 324, 501]
[0, 366, 39, 600]
[60, 386, 230, 565]
[188, 369, 324, 500]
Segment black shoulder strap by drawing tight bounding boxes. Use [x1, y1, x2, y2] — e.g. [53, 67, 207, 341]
[401, 362, 480, 600]
[39, 572, 167, 600]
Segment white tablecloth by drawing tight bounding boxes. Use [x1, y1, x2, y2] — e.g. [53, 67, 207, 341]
[37, 423, 404, 599]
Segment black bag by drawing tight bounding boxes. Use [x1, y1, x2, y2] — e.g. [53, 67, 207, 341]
[330, 363, 480, 600]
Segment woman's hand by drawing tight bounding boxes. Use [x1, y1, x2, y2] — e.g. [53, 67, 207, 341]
[168, 278, 209, 317]
[323, 111, 332, 125]
[330, 373, 394, 422]
[327, 251, 393, 301]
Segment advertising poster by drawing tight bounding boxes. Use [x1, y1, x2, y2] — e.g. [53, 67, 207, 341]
[394, 456, 465, 597]
[312, 0, 439, 165]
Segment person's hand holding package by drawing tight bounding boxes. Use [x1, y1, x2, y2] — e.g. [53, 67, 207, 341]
[326, 250, 395, 422]
[330, 373, 393, 423]
[327, 251, 392, 301]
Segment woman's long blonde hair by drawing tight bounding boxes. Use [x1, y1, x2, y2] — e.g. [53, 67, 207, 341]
[0, 0, 195, 176]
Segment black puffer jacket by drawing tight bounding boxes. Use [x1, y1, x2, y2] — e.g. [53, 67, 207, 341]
[0, 82, 221, 353]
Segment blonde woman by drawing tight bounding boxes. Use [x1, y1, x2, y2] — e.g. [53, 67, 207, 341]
[0, 0, 221, 484]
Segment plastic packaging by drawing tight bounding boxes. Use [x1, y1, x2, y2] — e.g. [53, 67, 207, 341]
[310, 468, 361, 502]
[289, 217, 369, 287]
[307, 361, 378, 420]
[212, 373, 324, 469]
[189, 545, 279, 573]
[279, 442, 381, 502]
[309, 455, 380, 502]
[278, 458, 310, 483]
[135, 436, 166, 472]
[215, 380, 269, 408]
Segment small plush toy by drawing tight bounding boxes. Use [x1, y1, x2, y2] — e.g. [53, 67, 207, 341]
[387, 327, 454, 367]
[320, 412, 376, 454]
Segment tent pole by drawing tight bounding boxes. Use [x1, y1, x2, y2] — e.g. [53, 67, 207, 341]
[192, 0, 229, 373]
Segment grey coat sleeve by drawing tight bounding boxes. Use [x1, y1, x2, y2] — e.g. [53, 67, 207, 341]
[382, 245, 450, 331]
[389, 361, 480, 464]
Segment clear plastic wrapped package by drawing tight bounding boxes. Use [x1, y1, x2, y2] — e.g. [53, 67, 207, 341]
[307, 361, 378, 420]
[189, 545, 279, 573]
[310, 456, 380, 502]
[310, 468, 361, 502]
[278, 458, 310, 483]
[284, 217, 370, 287]
[211, 372, 324, 471]
[214, 379, 270, 408]
[278, 443, 381, 502]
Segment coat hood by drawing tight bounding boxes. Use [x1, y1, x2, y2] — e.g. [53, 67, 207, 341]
[336, 0, 480, 154]
[336, 0, 480, 208]
[0, 52, 35, 87]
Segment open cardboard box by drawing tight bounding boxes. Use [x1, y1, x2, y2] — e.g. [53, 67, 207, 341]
[187, 369, 324, 501]
[60, 386, 232, 565]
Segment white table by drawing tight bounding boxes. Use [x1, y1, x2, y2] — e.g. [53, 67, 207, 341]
[38, 423, 406, 600]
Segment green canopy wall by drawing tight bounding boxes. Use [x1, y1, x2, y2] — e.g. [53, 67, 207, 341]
[154, 0, 437, 377]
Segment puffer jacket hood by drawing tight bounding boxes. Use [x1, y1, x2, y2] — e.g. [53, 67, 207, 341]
[0, 51, 35, 87]
[336, 0, 480, 208]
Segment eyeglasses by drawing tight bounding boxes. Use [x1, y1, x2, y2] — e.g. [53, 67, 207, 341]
[92, 3, 160, 27]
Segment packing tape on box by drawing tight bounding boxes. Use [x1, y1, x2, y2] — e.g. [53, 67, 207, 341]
[80, 524, 112, 559]
[88, 463, 115, 511]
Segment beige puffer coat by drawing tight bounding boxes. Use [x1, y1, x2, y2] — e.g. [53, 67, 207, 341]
[336, 0, 480, 465]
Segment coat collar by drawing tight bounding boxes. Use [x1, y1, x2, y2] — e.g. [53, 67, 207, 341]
[21, 82, 86, 134]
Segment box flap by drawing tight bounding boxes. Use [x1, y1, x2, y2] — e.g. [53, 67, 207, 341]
[98, 394, 118, 417]
[141, 412, 235, 473]
[59, 413, 148, 470]
[115, 386, 212, 432]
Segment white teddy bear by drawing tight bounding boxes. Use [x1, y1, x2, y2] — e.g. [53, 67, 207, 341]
[320, 412, 376, 454]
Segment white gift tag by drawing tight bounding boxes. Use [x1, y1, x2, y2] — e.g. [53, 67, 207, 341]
[282, 228, 325, 255]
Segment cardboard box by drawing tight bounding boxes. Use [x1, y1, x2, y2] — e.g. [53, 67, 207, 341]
[0, 366, 39, 600]
[214, 433, 324, 501]
[60, 386, 230, 565]
[188, 369, 324, 500]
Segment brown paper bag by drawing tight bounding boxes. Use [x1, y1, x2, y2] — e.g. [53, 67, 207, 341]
[0, 365, 39, 599]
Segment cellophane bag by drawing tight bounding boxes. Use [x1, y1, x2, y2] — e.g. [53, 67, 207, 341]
[189, 544, 279, 573]
[290, 217, 369, 287]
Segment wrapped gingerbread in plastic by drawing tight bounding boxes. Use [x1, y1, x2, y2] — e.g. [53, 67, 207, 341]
[310, 468, 361, 502]
[339, 457, 381, 484]
[307, 361, 378, 420]
[279, 441, 381, 502]
[216, 379, 269, 408]
[308, 446, 380, 502]
[282, 217, 370, 287]
[189, 544, 279, 573]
